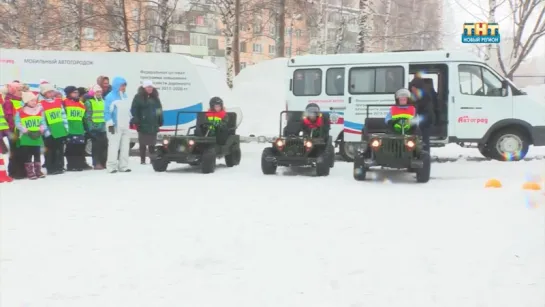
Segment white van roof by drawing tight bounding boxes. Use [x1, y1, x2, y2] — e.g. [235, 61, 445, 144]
[287, 50, 482, 67]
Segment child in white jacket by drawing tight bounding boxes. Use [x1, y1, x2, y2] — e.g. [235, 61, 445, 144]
[104, 76, 132, 173]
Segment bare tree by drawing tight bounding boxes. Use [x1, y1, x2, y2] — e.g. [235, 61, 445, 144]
[334, 15, 346, 54]
[0, 0, 58, 49]
[97, 0, 152, 52]
[145, 0, 182, 52]
[355, 0, 372, 52]
[496, 0, 545, 79]
[213, 0, 236, 87]
[315, 0, 326, 54]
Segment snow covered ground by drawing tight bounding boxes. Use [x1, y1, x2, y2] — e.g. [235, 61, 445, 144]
[1, 144, 544, 307]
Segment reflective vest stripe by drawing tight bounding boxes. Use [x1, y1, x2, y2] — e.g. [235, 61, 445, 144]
[390, 106, 415, 120]
[11, 99, 22, 111]
[41, 99, 64, 124]
[19, 112, 42, 132]
[0, 105, 8, 131]
[90, 99, 105, 123]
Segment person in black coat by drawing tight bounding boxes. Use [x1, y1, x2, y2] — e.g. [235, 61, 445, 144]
[409, 78, 435, 152]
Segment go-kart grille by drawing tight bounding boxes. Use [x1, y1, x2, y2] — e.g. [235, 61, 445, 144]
[284, 139, 305, 156]
[379, 138, 405, 158]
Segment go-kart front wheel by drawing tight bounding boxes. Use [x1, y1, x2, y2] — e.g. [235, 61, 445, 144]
[316, 153, 330, 176]
[201, 147, 216, 174]
[152, 158, 169, 172]
[353, 157, 367, 181]
[416, 152, 431, 183]
[225, 147, 241, 167]
[261, 148, 277, 175]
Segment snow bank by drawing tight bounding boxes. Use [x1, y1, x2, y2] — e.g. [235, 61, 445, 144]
[232, 58, 288, 136]
[522, 84, 545, 104]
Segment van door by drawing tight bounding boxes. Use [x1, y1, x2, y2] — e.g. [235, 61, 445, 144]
[344, 64, 409, 142]
[451, 63, 513, 140]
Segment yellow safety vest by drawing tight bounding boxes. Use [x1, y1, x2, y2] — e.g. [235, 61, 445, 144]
[90, 99, 105, 123]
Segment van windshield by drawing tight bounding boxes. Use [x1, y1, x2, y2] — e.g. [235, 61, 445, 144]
[485, 64, 526, 95]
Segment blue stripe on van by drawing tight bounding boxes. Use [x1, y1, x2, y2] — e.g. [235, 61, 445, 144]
[162, 103, 204, 126]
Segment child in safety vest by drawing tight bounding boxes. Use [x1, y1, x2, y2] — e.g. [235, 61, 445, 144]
[3, 82, 25, 179]
[14, 92, 47, 180]
[40, 83, 69, 175]
[300, 103, 330, 138]
[63, 86, 88, 171]
[204, 96, 229, 144]
[384, 88, 418, 134]
[0, 94, 12, 183]
[84, 85, 107, 170]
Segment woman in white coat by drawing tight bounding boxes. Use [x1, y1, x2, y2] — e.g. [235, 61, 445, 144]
[104, 76, 132, 173]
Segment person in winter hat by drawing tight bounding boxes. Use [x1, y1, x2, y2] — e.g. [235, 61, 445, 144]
[14, 92, 47, 179]
[0, 93, 13, 182]
[40, 83, 69, 175]
[130, 80, 163, 164]
[84, 84, 108, 169]
[204, 96, 230, 144]
[63, 86, 89, 171]
[104, 76, 131, 173]
[384, 88, 417, 134]
[2, 82, 25, 179]
[97, 76, 112, 97]
[300, 103, 330, 138]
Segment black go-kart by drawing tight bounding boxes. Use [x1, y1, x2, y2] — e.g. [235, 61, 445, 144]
[151, 111, 241, 174]
[261, 111, 335, 176]
[353, 105, 430, 183]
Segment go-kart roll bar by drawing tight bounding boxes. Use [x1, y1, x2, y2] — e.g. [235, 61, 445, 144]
[174, 111, 199, 137]
[279, 110, 289, 137]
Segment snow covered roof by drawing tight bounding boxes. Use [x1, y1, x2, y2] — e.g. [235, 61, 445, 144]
[288, 50, 482, 67]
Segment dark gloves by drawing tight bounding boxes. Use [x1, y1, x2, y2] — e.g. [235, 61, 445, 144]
[27, 131, 42, 140]
[108, 126, 115, 134]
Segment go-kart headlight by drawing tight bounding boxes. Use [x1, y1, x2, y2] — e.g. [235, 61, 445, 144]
[406, 140, 415, 148]
[188, 139, 195, 146]
[370, 139, 381, 148]
[304, 141, 312, 148]
[162, 139, 169, 145]
[275, 139, 284, 147]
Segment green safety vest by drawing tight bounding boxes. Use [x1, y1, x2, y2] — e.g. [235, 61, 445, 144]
[42, 99, 68, 138]
[18, 111, 44, 147]
[64, 99, 86, 135]
[0, 104, 8, 131]
[89, 99, 105, 123]
[11, 99, 22, 111]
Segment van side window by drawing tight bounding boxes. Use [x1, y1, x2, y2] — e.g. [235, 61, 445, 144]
[293, 69, 322, 96]
[458, 64, 503, 97]
[349, 66, 404, 94]
[326, 68, 345, 96]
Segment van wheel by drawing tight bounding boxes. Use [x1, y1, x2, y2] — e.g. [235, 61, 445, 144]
[477, 145, 491, 159]
[201, 147, 216, 173]
[339, 140, 355, 162]
[487, 128, 529, 161]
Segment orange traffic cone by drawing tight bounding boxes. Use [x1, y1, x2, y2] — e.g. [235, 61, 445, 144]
[0, 153, 13, 183]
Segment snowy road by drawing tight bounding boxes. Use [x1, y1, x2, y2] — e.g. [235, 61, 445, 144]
[1, 144, 544, 307]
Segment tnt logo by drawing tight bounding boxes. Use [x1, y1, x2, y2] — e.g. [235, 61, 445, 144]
[461, 22, 500, 44]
